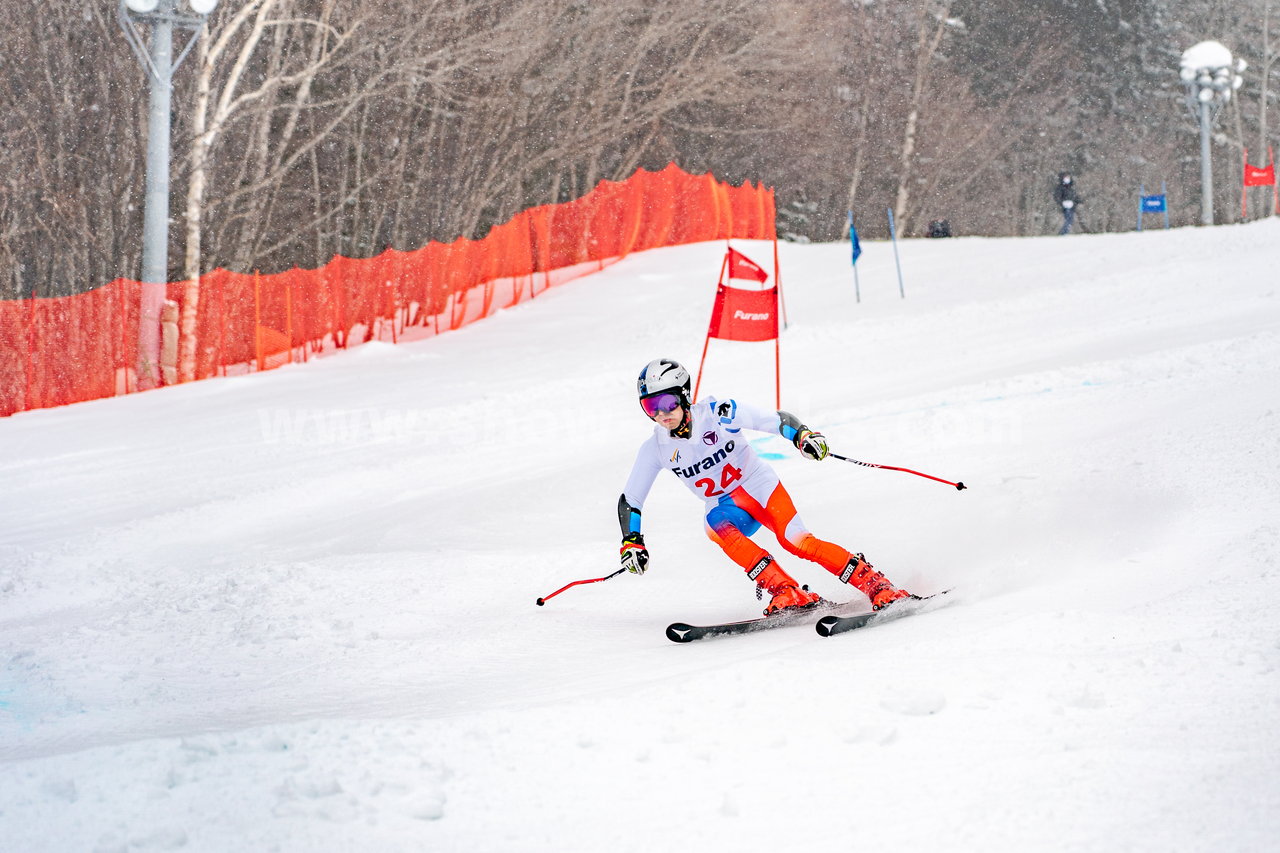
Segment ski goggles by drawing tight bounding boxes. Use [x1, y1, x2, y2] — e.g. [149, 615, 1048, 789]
[640, 392, 682, 418]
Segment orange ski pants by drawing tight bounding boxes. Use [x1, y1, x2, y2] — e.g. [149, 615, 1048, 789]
[703, 480, 851, 576]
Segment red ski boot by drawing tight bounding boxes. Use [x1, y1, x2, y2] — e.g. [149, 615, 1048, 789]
[840, 553, 911, 610]
[750, 556, 822, 616]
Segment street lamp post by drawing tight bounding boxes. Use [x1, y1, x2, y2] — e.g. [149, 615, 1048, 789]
[1180, 41, 1246, 227]
[117, 0, 218, 389]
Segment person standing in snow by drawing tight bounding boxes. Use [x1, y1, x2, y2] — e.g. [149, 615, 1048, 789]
[617, 358, 914, 616]
[1054, 172, 1082, 235]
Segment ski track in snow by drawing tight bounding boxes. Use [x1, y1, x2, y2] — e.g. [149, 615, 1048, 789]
[2, 223, 1279, 852]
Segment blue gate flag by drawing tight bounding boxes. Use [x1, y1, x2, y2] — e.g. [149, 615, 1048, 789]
[1141, 195, 1167, 212]
[848, 211, 862, 265]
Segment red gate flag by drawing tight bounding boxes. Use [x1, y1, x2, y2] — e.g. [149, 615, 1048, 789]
[706, 282, 779, 342]
[726, 246, 769, 283]
[1242, 148, 1279, 219]
[1244, 162, 1276, 187]
[694, 246, 781, 408]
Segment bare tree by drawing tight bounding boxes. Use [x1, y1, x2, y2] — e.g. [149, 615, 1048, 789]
[892, 0, 956, 234]
[0, 3, 144, 299]
[181, 0, 276, 382]
[180, 0, 363, 381]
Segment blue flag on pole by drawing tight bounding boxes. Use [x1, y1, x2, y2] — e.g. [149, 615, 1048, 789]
[848, 211, 862, 265]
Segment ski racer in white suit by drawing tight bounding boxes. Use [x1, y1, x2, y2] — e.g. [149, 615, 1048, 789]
[618, 358, 912, 616]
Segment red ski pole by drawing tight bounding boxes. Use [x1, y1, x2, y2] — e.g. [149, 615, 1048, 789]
[536, 567, 627, 606]
[829, 452, 967, 491]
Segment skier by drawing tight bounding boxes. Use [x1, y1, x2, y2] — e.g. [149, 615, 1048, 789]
[1054, 172, 1081, 235]
[618, 358, 913, 616]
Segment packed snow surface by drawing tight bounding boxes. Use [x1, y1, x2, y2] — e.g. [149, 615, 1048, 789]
[2, 221, 1279, 852]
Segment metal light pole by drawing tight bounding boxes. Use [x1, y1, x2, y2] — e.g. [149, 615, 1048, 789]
[117, 0, 218, 389]
[1180, 41, 1246, 227]
[1196, 96, 1215, 226]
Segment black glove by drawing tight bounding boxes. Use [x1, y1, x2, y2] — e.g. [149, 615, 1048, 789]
[795, 429, 829, 461]
[620, 533, 650, 575]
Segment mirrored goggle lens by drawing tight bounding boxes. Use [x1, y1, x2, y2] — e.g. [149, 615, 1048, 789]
[641, 393, 682, 418]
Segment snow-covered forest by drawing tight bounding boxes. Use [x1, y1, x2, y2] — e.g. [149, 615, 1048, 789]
[3, 0, 1278, 299]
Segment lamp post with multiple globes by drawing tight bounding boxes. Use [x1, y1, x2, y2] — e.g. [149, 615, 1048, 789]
[1179, 41, 1246, 227]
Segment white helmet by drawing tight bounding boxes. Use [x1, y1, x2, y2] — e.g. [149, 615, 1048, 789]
[636, 358, 692, 412]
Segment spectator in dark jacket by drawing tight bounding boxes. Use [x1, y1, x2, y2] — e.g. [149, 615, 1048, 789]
[926, 219, 952, 238]
[1054, 172, 1081, 235]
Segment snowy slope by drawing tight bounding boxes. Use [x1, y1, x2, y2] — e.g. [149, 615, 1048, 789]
[2, 222, 1278, 852]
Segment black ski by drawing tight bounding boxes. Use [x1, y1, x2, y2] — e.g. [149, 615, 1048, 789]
[666, 598, 865, 643]
[815, 590, 951, 637]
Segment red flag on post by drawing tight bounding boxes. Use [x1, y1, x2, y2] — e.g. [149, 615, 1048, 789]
[1242, 147, 1279, 218]
[726, 246, 769, 284]
[1243, 162, 1275, 187]
[705, 281, 779, 342]
[694, 247, 781, 407]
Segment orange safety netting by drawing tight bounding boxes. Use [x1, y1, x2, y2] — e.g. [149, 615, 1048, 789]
[1, 163, 775, 417]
